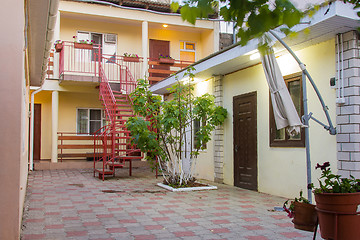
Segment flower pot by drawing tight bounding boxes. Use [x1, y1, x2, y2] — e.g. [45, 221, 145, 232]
[292, 202, 317, 232]
[159, 58, 175, 65]
[124, 56, 140, 62]
[74, 42, 93, 49]
[55, 43, 63, 52]
[315, 192, 360, 240]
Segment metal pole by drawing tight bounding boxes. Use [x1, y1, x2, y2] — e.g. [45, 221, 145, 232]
[302, 71, 312, 203]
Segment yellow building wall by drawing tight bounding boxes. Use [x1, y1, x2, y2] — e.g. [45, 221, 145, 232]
[33, 89, 102, 160]
[221, 39, 337, 199]
[61, 17, 143, 56]
[58, 91, 103, 133]
[60, 16, 214, 62]
[193, 78, 215, 181]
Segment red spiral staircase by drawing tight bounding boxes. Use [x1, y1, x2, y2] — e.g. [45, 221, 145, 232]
[93, 55, 142, 180]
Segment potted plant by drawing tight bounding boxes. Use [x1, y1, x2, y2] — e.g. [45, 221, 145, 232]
[311, 162, 360, 240]
[158, 54, 175, 64]
[123, 53, 140, 62]
[54, 40, 63, 52]
[283, 190, 317, 232]
[73, 36, 94, 49]
[126, 68, 227, 191]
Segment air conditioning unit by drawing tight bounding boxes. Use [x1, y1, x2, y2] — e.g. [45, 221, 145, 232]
[105, 34, 117, 44]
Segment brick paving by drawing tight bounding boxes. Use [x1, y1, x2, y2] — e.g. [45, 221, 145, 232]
[21, 167, 321, 239]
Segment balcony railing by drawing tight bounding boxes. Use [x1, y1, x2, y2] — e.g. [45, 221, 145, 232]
[56, 41, 193, 86]
[148, 58, 193, 84]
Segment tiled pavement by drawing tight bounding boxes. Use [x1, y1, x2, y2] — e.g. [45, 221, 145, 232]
[21, 167, 321, 240]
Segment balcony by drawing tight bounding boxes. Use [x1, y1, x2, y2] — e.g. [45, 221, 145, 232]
[54, 41, 192, 87]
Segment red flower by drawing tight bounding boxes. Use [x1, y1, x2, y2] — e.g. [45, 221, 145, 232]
[315, 162, 330, 171]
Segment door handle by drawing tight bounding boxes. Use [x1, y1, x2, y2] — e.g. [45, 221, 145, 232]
[235, 145, 238, 152]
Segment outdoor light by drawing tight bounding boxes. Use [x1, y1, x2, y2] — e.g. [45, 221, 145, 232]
[163, 24, 168, 28]
[249, 52, 260, 60]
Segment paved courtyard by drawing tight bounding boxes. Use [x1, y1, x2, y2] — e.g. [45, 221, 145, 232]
[21, 167, 321, 240]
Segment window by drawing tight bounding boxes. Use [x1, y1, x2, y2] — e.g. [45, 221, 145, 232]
[193, 117, 207, 150]
[180, 41, 196, 62]
[269, 73, 305, 147]
[77, 109, 106, 135]
[76, 31, 117, 61]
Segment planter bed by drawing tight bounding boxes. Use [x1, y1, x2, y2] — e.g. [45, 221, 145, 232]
[157, 182, 217, 192]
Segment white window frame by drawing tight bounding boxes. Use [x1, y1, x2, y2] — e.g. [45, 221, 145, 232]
[76, 31, 117, 55]
[180, 41, 196, 61]
[76, 108, 106, 135]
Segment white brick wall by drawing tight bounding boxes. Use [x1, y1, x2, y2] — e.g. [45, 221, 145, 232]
[337, 31, 360, 174]
[213, 75, 225, 183]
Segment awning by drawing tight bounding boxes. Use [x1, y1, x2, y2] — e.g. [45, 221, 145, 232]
[260, 47, 304, 136]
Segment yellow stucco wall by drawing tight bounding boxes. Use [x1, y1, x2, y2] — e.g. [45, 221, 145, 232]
[220, 39, 337, 199]
[60, 15, 214, 62]
[61, 17, 143, 57]
[149, 28, 203, 61]
[33, 88, 102, 160]
[193, 78, 215, 181]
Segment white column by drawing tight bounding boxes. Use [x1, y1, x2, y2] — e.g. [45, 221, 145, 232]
[51, 90, 59, 163]
[213, 21, 220, 52]
[142, 21, 149, 79]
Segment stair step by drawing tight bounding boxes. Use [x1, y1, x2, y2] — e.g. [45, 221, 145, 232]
[95, 169, 113, 175]
[116, 104, 132, 107]
[116, 109, 133, 112]
[106, 162, 125, 167]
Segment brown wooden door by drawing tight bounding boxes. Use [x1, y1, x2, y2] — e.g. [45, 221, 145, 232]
[34, 104, 41, 160]
[149, 39, 170, 83]
[233, 92, 257, 191]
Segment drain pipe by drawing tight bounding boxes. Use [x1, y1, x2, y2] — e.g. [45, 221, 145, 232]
[29, 87, 43, 171]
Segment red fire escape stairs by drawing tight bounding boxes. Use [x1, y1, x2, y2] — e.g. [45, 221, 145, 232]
[94, 58, 143, 180]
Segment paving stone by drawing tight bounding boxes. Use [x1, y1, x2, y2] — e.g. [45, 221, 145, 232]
[21, 168, 319, 240]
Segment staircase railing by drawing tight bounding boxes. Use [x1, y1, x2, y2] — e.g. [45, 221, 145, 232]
[93, 124, 114, 179]
[102, 55, 138, 94]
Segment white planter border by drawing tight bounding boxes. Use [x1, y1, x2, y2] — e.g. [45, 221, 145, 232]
[157, 182, 217, 192]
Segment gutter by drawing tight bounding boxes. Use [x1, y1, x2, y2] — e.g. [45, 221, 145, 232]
[40, 0, 60, 83]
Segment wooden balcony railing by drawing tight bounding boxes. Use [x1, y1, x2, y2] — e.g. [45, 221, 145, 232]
[58, 132, 103, 162]
[148, 58, 193, 85]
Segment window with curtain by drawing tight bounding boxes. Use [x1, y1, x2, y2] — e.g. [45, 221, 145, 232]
[269, 73, 305, 147]
[193, 117, 207, 150]
[77, 108, 106, 135]
[180, 41, 196, 62]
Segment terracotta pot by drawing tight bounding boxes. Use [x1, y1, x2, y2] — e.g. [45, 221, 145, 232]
[124, 56, 140, 62]
[159, 58, 175, 65]
[55, 43, 63, 52]
[74, 42, 93, 49]
[315, 192, 360, 240]
[292, 202, 317, 232]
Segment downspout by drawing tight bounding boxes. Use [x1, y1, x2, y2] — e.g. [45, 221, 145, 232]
[29, 0, 59, 170]
[29, 88, 43, 170]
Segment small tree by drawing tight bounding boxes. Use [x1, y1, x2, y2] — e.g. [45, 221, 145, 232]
[127, 69, 227, 186]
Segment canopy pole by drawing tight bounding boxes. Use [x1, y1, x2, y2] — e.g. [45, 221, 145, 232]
[268, 30, 337, 202]
[302, 71, 312, 203]
[269, 30, 336, 135]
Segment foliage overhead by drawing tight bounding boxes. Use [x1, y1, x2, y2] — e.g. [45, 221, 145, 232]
[126, 69, 227, 186]
[172, 0, 360, 46]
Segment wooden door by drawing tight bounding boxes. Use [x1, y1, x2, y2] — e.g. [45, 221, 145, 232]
[149, 39, 170, 83]
[233, 92, 257, 190]
[34, 104, 41, 160]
